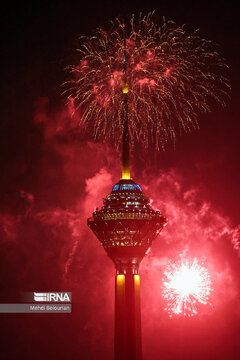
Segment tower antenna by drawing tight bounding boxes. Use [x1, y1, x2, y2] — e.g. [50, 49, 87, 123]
[122, 24, 130, 179]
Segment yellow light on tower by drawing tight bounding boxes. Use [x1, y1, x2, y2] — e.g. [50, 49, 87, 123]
[122, 79, 129, 94]
[122, 168, 131, 180]
[134, 274, 140, 284]
[116, 274, 125, 284]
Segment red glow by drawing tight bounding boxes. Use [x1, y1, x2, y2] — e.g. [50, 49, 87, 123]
[81, 59, 88, 67]
[149, 79, 156, 87]
[164, 67, 173, 77]
[109, 78, 115, 87]
[135, 63, 142, 70]
[137, 77, 156, 88]
[1, 100, 239, 360]
[112, 70, 123, 80]
[96, 94, 110, 107]
[146, 50, 153, 57]
[108, 71, 123, 88]
[93, 84, 98, 93]
[126, 38, 134, 47]
[138, 78, 149, 87]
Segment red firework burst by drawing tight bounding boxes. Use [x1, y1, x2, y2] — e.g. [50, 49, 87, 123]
[64, 12, 230, 148]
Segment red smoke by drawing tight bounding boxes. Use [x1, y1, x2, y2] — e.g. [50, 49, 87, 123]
[0, 99, 239, 360]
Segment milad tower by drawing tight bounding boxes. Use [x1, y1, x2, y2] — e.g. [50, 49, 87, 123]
[87, 30, 167, 360]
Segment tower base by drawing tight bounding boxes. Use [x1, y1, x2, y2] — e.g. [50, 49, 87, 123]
[115, 273, 142, 360]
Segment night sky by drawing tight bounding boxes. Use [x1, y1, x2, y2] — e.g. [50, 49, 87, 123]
[0, 1, 240, 360]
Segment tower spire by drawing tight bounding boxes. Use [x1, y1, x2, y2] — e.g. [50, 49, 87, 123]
[122, 24, 130, 180]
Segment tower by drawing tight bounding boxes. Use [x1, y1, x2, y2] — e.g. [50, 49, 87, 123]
[87, 26, 167, 359]
[87, 177, 167, 360]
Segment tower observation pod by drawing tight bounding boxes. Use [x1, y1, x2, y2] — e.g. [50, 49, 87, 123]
[87, 178, 167, 359]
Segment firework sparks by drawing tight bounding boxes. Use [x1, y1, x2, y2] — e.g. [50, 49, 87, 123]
[163, 256, 212, 317]
[64, 12, 230, 149]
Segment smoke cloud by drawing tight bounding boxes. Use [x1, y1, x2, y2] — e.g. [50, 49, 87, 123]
[0, 99, 239, 360]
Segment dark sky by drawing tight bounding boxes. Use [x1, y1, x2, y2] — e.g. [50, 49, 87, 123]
[0, 1, 240, 360]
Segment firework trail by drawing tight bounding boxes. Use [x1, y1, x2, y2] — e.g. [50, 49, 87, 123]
[163, 256, 212, 317]
[65, 12, 230, 149]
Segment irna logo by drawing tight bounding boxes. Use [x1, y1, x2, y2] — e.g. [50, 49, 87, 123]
[34, 292, 71, 302]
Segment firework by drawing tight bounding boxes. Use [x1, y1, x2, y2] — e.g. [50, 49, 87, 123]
[64, 12, 229, 149]
[163, 256, 212, 317]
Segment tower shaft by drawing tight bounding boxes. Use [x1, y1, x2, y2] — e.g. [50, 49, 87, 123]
[121, 29, 130, 180]
[122, 95, 130, 180]
[115, 274, 142, 360]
